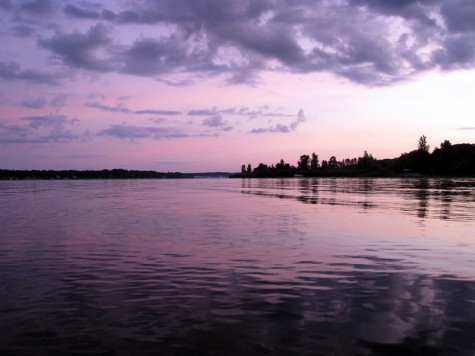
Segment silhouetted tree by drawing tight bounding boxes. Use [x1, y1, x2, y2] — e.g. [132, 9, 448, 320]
[357, 151, 376, 170]
[440, 140, 452, 151]
[310, 153, 319, 170]
[297, 154, 310, 171]
[253, 163, 270, 176]
[418, 135, 430, 152]
[328, 156, 339, 169]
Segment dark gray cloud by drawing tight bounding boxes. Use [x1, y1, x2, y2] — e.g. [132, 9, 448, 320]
[86, 102, 181, 115]
[250, 109, 306, 134]
[98, 124, 188, 140]
[119, 35, 218, 76]
[135, 109, 181, 115]
[189, 106, 291, 119]
[22, 114, 76, 129]
[221, 106, 292, 118]
[188, 109, 216, 116]
[12, 25, 35, 37]
[0, 61, 61, 85]
[9, 0, 475, 86]
[202, 114, 233, 131]
[156, 77, 194, 87]
[0, 0, 12, 11]
[50, 94, 67, 107]
[440, 0, 475, 34]
[0, 114, 80, 143]
[432, 34, 475, 70]
[250, 124, 289, 134]
[63, 4, 100, 20]
[0, 122, 31, 143]
[22, 97, 47, 109]
[20, 0, 55, 15]
[85, 102, 130, 113]
[39, 23, 114, 72]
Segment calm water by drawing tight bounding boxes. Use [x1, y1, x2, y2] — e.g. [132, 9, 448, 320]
[1, 178, 474, 355]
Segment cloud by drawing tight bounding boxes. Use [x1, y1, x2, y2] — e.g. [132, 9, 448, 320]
[156, 77, 194, 87]
[188, 109, 216, 116]
[0, 0, 11, 11]
[0, 114, 80, 143]
[189, 106, 292, 119]
[119, 35, 217, 76]
[250, 109, 306, 134]
[290, 109, 306, 131]
[22, 97, 47, 109]
[12, 25, 35, 37]
[456, 127, 475, 131]
[22, 114, 77, 129]
[50, 94, 67, 107]
[6, 1, 475, 86]
[440, 0, 475, 34]
[86, 102, 181, 115]
[250, 124, 291, 134]
[98, 124, 188, 140]
[20, 0, 55, 15]
[432, 34, 475, 70]
[85, 102, 131, 113]
[135, 109, 181, 115]
[0, 123, 31, 143]
[0, 61, 61, 85]
[63, 4, 101, 20]
[202, 114, 233, 131]
[39, 24, 114, 72]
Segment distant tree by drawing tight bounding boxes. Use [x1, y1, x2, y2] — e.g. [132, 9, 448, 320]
[246, 164, 252, 174]
[310, 153, 319, 170]
[276, 159, 288, 170]
[328, 156, 339, 169]
[440, 140, 452, 151]
[297, 154, 310, 171]
[241, 165, 246, 174]
[274, 159, 294, 176]
[253, 163, 269, 176]
[418, 135, 430, 152]
[357, 151, 376, 170]
[432, 140, 455, 174]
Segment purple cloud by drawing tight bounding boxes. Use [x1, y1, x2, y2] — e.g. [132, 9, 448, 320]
[98, 124, 188, 140]
[22, 97, 47, 109]
[250, 109, 306, 134]
[0, 114, 80, 143]
[39, 24, 114, 72]
[4, 0, 475, 86]
[0, 61, 61, 85]
[202, 114, 233, 131]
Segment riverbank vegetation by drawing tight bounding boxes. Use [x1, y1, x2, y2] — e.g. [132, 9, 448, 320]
[232, 137, 475, 178]
[0, 169, 190, 180]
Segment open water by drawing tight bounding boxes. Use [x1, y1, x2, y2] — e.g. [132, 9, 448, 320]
[1, 178, 474, 355]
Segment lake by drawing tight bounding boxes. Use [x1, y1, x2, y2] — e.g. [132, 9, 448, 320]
[1, 178, 474, 355]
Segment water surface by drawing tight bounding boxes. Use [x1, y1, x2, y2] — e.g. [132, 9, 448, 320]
[1, 178, 474, 355]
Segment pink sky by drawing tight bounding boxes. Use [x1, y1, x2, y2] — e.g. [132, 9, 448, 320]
[1, 0, 474, 172]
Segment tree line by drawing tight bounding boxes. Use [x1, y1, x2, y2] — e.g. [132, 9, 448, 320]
[0, 169, 189, 180]
[232, 136, 475, 178]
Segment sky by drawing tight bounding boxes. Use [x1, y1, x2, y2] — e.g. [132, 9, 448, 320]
[1, 0, 474, 173]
